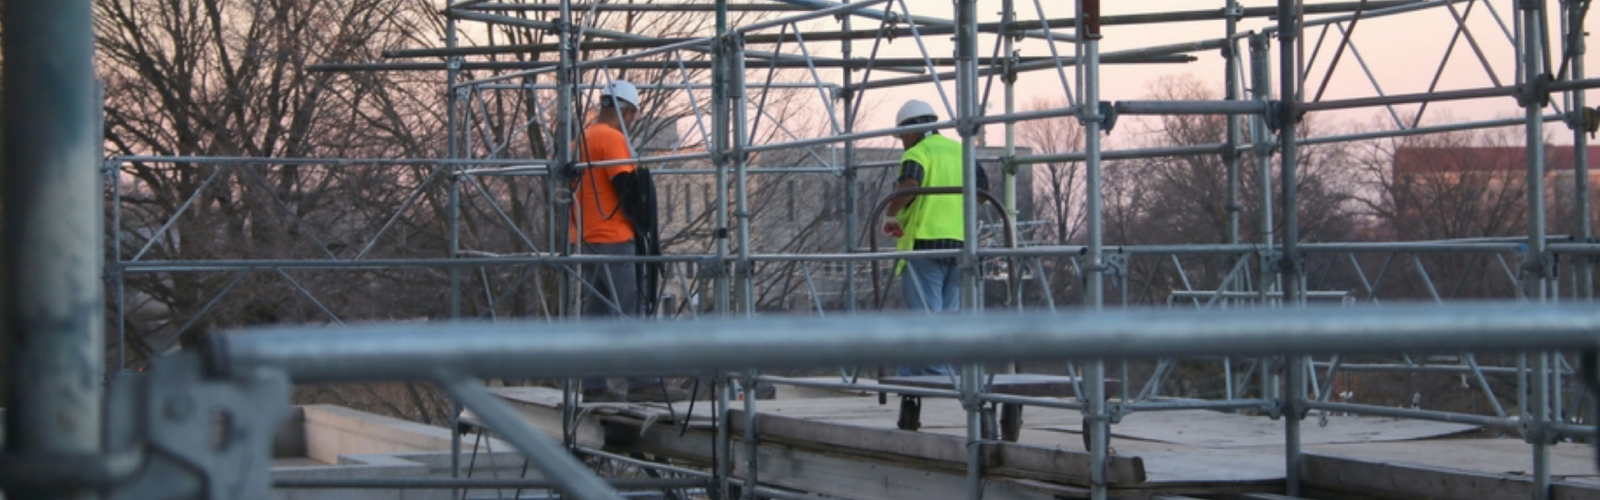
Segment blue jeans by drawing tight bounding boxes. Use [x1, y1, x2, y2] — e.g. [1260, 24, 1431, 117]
[897, 257, 959, 377]
[579, 241, 658, 393]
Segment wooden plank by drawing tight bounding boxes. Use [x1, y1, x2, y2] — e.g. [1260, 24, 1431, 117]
[1554, 479, 1600, 500]
[1040, 410, 1476, 448]
[488, 388, 607, 449]
[1305, 439, 1597, 477]
[733, 409, 970, 464]
[997, 440, 1146, 484]
[729, 408, 1147, 485]
[1303, 452, 1536, 500]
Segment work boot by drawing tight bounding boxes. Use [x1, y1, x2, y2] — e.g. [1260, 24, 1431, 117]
[626, 384, 691, 403]
[582, 387, 627, 403]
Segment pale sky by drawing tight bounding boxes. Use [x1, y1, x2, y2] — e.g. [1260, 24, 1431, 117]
[762, 0, 1600, 147]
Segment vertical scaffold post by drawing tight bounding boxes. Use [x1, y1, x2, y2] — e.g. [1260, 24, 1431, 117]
[1565, 0, 1592, 301]
[728, 30, 762, 500]
[1222, 0, 1245, 398]
[713, 3, 733, 318]
[1224, 0, 1243, 248]
[2, 1, 105, 500]
[732, 35, 755, 316]
[1521, 1, 1554, 499]
[1275, 0, 1306, 495]
[1249, 34, 1276, 303]
[710, 8, 735, 500]
[554, 0, 578, 318]
[554, 0, 580, 453]
[1002, 0, 1023, 314]
[953, 0, 988, 498]
[1078, 2, 1110, 500]
[444, 0, 466, 494]
[842, 1, 860, 314]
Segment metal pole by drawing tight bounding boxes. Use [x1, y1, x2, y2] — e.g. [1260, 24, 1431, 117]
[955, 0, 986, 498]
[956, 0, 982, 314]
[112, 160, 127, 372]
[1521, 1, 1553, 496]
[213, 303, 1600, 382]
[439, 377, 626, 500]
[713, 4, 732, 318]
[1003, 0, 1021, 260]
[1276, 0, 1306, 495]
[444, 2, 465, 495]
[741, 370, 758, 500]
[1002, 0, 1024, 314]
[841, 1, 860, 314]
[554, 0, 579, 458]
[1225, 1, 1243, 248]
[2, 2, 104, 500]
[1566, 0, 1592, 301]
[732, 36, 754, 315]
[713, 5, 734, 499]
[715, 377, 734, 500]
[1079, 2, 1109, 500]
[554, 0, 577, 319]
[1277, 0, 1303, 307]
[1249, 34, 1276, 300]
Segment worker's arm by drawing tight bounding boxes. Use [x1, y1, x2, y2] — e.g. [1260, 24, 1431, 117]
[883, 160, 924, 237]
[886, 177, 920, 216]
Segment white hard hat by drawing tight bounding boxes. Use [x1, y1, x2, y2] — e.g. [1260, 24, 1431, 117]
[895, 99, 937, 126]
[601, 80, 640, 109]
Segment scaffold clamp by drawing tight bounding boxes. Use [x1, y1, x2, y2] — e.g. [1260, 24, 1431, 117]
[1516, 73, 1553, 109]
[1098, 101, 1119, 133]
[1103, 253, 1129, 282]
[1518, 250, 1557, 280]
[102, 354, 290, 500]
[1577, 107, 1600, 138]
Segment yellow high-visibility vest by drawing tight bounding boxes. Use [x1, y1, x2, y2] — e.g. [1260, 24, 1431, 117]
[894, 134, 967, 274]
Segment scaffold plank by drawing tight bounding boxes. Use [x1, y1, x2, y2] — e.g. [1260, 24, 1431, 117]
[1303, 451, 1600, 500]
[727, 408, 1147, 484]
[1038, 410, 1477, 448]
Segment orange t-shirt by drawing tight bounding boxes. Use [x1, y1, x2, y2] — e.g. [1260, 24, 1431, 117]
[570, 123, 637, 244]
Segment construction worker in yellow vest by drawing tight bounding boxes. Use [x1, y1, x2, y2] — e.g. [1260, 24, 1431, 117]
[881, 99, 989, 377]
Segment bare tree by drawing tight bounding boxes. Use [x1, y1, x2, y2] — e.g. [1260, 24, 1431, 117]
[1016, 96, 1087, 245]
[1105, 75, 1361, 302]
[1351, 116, 1551, 300]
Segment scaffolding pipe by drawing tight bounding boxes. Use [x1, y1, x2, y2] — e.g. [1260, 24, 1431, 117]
[1565, 0, 1593, 301]
[1276, 0, 1305, 494]
[1300, 78, 1600, 112]
[1521, 2, 1554, 497]
[440, 376, 625, 500]
[1225, 0, 1244, 256]
[1114, 100, 1270, 115]
[210, 303, 1600, 382]
[732, 37, 755, 316]
[554, 0, 579, 455]
[1, 1, 104, 499]
[842, 0, 860, 314]
[444, 0, 468, 490]
[951, 0, 985, 496]
[1003, 0, 1023, 312]
[850, 53, 1195, 92]
[1079, 1, 1109, 499]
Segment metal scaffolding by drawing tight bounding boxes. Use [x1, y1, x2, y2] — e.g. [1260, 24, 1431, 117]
[7, 1, 1600, 500]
